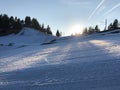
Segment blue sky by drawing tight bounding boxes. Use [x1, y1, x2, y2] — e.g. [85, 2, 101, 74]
[0, 0, 120, 35]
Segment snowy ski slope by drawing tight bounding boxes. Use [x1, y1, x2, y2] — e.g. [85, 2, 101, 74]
[0, 29, 120, 90]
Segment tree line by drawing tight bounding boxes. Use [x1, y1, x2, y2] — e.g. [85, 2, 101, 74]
[107, 19, 119, 31]
[0, 14, 61, 37]
[82, 19, 120, 35]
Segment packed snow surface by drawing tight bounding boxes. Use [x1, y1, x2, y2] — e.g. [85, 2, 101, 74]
[0, 28, 120, 90]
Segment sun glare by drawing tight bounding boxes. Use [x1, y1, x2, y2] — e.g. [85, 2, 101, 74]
[70, 24, 84, 35]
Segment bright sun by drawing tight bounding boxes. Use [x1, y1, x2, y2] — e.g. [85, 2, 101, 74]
[70, 24, 84, 35]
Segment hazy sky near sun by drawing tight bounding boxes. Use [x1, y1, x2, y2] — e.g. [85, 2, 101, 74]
[0, 0, 120, 35]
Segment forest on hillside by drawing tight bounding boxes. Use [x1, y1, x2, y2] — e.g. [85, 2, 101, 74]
[0, 14, 61, 37]
[82, 19, 120, 35]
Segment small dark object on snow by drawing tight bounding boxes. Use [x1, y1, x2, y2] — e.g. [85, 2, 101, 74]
[111, 31, 120, 34]
[41, 39, 56, 45]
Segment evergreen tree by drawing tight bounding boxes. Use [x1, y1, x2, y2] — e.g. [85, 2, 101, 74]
[88, 26, 94, 34]
[2, 14, 10, 30]
[25, 16, 31, 27]
[108, 23, 113, 30]
[41, 24, 46, 32]
[13, 18, 22, 34]
[41, 24, 44, 29]
[0, 14, 10, 35]
[16, 18, 22, 29]
[56, 30, 61, 37]
[113, 19, 118, 29]
[31, 18, 41, 30]
[0, 14, 3, 29]
[46, 25, 52, 35]
[21, 20, 25, 26]
[15, 17, 18, 22]
[9, 16, 15, 29]
[94, 25, 100, 33]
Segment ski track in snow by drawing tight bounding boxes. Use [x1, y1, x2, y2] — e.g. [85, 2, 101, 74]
[0, 29, 120, 90]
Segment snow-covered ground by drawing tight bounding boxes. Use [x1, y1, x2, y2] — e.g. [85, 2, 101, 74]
[0, 28, 120, 90]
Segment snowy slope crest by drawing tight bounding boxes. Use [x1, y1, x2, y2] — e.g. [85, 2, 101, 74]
[18, 28, 43, 36]
[0, 27, 56, 45]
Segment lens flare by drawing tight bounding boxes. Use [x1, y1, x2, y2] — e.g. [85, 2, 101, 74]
[70, 24, 84, 35]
